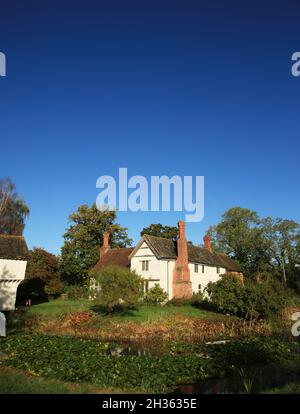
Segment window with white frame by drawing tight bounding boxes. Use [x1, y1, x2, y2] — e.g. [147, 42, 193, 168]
[202, 265, 205, 273]
[142, 260, 149, 271]
[216, 266, 220, 274]
[194, 264, 198, 273]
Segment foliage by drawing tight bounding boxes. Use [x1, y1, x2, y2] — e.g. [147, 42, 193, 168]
[60, 204, 132, 285]
[26, 248, 60, 281]
[206, 274, 292, 321]
[1, 334, 298, 393]
[207, 207, 300, 284]
[167, 292, 204, 307]
[141, 223, 178, 239]
[206, 274, 245, 316]
[90, 265, 144, 313]
[144, 284, 168, 305]
[0, 333, 218, 392]
[64, 285, 89, 300]
[0, 177, 29, 235]
[44, 278, 65, 297]
[18, 248, 61, 302]
[169, 336, 298, 366]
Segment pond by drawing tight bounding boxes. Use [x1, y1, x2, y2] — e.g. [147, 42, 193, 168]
[175, 362, 300, 394]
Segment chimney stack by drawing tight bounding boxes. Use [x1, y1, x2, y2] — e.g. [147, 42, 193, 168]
[203, 235, 212, 251]
[172, 221, 192, 299]
[178, 220, 186, 240]
[100, 231, 110, 257]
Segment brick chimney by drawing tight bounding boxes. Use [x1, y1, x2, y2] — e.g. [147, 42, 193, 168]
[203, 235, 212, 251]
[100, 231, 110, 258]
[172, 221, 192, 299]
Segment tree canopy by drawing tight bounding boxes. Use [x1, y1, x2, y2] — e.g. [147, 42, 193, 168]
[60, 204, 132, 285]
[207, 207, 300, 287]
[0, 177, 29, 235]
[141, 223, 178, 239]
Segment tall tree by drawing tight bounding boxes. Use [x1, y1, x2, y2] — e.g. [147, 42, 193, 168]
[0, 177, 29, 235]
[267, 218, 300, 285]
[207, 207, 274, 276]
[60, 204, 132, 285]
[207, 207, 300, 283]
[141, 223, 178, 239]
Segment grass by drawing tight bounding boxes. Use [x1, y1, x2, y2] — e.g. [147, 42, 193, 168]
[0, 366, 131, 394]
[23, 299, 91, 316]
[22, 299, 221, 322]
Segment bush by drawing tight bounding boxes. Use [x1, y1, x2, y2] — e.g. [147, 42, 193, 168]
[144, 284, 168, 305]
[190, 291, 205, 306]
[167, 291, 204, 307]
[64, 285, 89, 300]
[206, 274, 244, 316]
[206, 274, 292, 321]
[44, 279, 65, 298]
[89, 266, 144, 313]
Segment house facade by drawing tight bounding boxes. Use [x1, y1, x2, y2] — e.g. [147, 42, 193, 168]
[93, 221, 242, 299]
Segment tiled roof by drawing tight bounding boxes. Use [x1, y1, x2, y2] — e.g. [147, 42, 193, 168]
[94, 247, 134, 271]
[143, 235, 241, 272]
[94, 235, 241, 273]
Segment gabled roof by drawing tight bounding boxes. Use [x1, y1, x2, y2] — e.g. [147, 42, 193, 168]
[129, 234, 241, 272]
[0, 235, 28, 260]
[94, 247, 135, 271]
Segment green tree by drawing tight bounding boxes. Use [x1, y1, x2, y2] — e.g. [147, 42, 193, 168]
[90, 265, 143, 313]
[18, 248, 60, 302]
[141, 223, 178, 239]
[60, 204, 132, 285]
[207, 207, 272, 276]
[266, 218, 300, 286]
[0, 177, 29, 235]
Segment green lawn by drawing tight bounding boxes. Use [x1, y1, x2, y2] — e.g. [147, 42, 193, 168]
[24, 299, 90, 316]
[23, 299, 221, 322]
[0, 366, 133, 394]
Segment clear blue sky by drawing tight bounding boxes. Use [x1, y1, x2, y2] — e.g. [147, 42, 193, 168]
[1, 0, 300, 254]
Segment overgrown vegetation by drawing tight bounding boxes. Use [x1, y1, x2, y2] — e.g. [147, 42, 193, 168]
[0, 333, 298, 393]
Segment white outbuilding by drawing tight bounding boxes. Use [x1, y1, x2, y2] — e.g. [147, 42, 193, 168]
[0, 235, 28, 312]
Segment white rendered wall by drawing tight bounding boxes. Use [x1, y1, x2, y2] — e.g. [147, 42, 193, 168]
[131, 242, 228, 298]
[189, 263, 226, 294]
[0, 259, 27, 311]
[130, 241, 175, 299]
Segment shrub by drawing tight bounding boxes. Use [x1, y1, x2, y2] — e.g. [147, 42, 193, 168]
[89, 266, 144, 313]
[190, 291, 204, 306]
[44, 279, 65, 298]
[166, 291, 204, 307]
[144, 284, 168, 305]
[64, 284, 89, 300]
[206, 274, 244, 316]
[206, 274, 292, 321]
